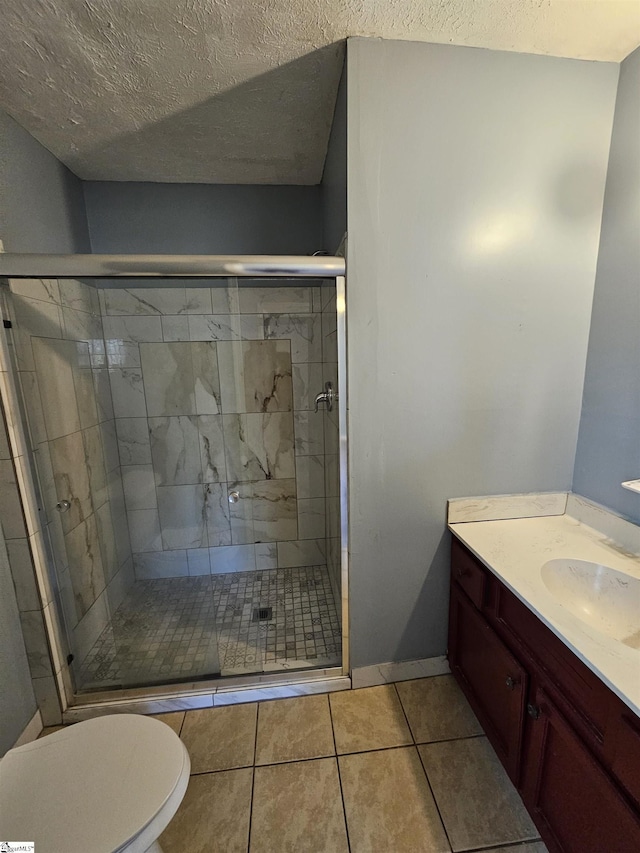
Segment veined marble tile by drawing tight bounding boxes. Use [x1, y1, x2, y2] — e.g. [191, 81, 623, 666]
[292, 361, 323, 411]
[226, 481, 253, 545]
[218, 339, 293, 415]
[297, 497, 325, 540]
[20, 610, 53, 679]
[161, 315, 189, 342]
[18, 371, 46, 445]
[112, 511, 133, 569]
[106, 558, 135, 614]
[312, 286, 322, 313]
[73, 366, 99, 430]
[209, 543, 256, 574]
[83, 425, 108, 510]
[157, 484, 208, 549]
[49, 431, 93, 535]
[188, 314, 263, 342]
[103, 315, 163, 343]
[296, 454, 325, 499]
[6, 538, 39, 612]
[10, 278, 60, 305]
[106, 468, 127, 520]
[184, 287, 213, 314]
[61, 306, 102, 348]
[255, 542, 277, 570]
[32, 676, 62, 726]
[65, 513, 106, 620]
[277, 538, 326, 568]
[95, 501, 119, 583]
[93, 369, 115, 423]
[264, 313, 322, 363]
[59, 279, 99, 314]
[210, 284, 239, 314]
[223, 412, 295, 482]
[108, 368, 147, 418]
[133, 550, 189, 579]
[122, 464, 157, 511]
[191, 341, 222, 414]
[205, 482, 233, 546]
[321, 287, 337, 313]
[128, 508, 162, 553]
[116, 417, 152, 465]
[447, 493, 568, 524]
[197, 415, 227, 483]
[99, 421, 120, 474]
[104, 287, 187, 316]
[187, 547, 211, 575]
[293, 410, 324, 456]
[149, 415, 202, 486]
[12, 295, 64, 369]
[106, 339, 141, 368]
[238, 285, 313, 314]
[140, 342, 195, 416]
[252, 479, 298, 543]
[33, 338, 81, 440]
[71, 586, 109, 656]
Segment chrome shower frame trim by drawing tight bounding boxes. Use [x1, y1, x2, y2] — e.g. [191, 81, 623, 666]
[0, 253, 345, 279]
[336, 275, 350, 677]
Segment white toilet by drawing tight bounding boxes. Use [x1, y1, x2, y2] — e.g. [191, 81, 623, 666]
[0, 714, 190, 853]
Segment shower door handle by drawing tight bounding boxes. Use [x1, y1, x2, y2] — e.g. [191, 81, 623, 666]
[314, 381, 337, 413]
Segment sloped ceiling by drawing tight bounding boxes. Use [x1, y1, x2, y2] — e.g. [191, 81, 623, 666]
[0, 1, 638, 184]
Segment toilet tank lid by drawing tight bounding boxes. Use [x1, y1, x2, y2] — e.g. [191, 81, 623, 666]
[0, 714, 190, 853]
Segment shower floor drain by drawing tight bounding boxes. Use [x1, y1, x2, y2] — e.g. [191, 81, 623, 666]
[252, 606, 273, 622]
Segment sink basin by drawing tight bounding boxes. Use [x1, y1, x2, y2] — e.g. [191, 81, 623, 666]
[541, 559, 640, 649]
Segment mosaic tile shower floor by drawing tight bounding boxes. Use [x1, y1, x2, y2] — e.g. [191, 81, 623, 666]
[76, 565, 341, 691]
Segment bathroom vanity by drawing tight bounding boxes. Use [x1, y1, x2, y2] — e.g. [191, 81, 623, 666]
[447, 495, 640, 853]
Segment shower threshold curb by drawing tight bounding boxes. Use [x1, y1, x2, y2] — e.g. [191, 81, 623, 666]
[63, 668, 350, 722]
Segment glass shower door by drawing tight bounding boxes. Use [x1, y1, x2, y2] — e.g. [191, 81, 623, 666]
[7, 273, 342, 694]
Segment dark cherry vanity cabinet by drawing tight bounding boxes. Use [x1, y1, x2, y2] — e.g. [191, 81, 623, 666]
[448, 536, 640, 853]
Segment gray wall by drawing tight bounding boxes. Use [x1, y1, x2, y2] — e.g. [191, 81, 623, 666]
[573, 47, 640, 524]
[321, 60, 347, 254]
[0, 108, 90, 252]
[84, 182, 323, 254]
[346, 37, 618, 668]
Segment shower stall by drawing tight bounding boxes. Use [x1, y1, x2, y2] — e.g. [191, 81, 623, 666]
[0, 254, 347, 716]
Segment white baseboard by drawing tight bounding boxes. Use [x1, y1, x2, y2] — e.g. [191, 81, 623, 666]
[13, 709, 43, 747]
[351, 656, 450, 689]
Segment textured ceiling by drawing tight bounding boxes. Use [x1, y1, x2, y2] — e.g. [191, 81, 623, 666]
[0, 1, 639, 184]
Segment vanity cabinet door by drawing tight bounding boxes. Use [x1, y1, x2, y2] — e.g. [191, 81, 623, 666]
[449, 583, 527, 781]
[521, 685, 640, 853]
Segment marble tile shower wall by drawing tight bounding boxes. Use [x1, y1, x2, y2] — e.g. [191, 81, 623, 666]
[100, 283, 334, 579]
[6, 279, 134, 672]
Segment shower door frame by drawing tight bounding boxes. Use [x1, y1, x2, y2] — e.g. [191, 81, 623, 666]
[0, 254, 349, 717]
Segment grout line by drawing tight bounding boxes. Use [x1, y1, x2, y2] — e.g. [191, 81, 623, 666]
[328, 691, 352, 853]
[246, 700, 260, 853]
[393, 682, 456, 852]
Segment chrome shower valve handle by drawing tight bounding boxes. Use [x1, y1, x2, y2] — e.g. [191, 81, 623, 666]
[314, 381, 337, 413]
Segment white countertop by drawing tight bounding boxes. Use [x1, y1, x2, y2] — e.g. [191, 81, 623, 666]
[448, 494, 640, 716]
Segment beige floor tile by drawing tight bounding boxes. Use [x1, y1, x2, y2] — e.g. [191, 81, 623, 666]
[181, 703, 257, 773]
[396, 675, 483, 743]
[251, 758, 349, 853]
[150, 711, 185, 735]
[329, 684, 412, 754]
[160, 768, 252, 853]
[255, 694, 335, 765]
[339, 747, 451, 853]
[419, 737, 539, 851]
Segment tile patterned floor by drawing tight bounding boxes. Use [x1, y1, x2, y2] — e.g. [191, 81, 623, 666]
[41, 674, 548, 852]
[76, 565, 341, 691]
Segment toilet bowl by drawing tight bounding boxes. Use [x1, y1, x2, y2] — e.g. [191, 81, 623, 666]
[0, 713, 190, 853]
